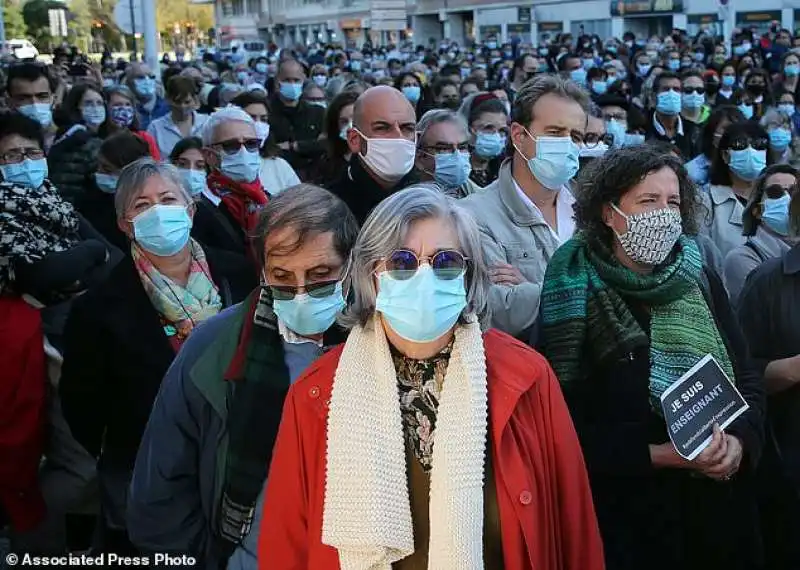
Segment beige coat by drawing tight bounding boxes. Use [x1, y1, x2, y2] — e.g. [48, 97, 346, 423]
[461, 161, 567, 338]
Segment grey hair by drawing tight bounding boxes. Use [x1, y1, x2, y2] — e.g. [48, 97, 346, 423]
[325, 76, 347, 100]
[201, 105, 255, 145]
[760, 108, 791, 131]
[512, 73, 590, 127]
[340, 185, 490, 330]
[416, 109, 469, 147]
[114, 158, 190, 219]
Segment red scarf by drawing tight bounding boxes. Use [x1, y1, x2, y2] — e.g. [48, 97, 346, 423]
[207, 171, 269, 234]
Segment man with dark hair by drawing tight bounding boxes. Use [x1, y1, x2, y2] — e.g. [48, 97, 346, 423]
[268, 58, 325, 179]
[6, 62, 57, 149]
[508, 54, 539, 100]
[439, 64, 462, 85]
[432, 78, 460, 110]
[462, 73, 589, 338]
[557, 52, 586, 86]
[646, 70, 700, 158]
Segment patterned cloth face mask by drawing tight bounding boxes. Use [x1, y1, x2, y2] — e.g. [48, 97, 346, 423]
[611, 204, 683, 266]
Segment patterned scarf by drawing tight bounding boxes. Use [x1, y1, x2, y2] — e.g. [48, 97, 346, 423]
[541, 234, 735, 412]
[0, 180, 80, 293]
[207, 171, 268, 236]
[132, 239, 222, 347]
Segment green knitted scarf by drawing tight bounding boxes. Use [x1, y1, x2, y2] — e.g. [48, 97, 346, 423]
[541, 234, 735, 413]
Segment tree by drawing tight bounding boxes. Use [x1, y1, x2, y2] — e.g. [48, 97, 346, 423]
[3, 0, 27, 39]
[66, 0, 93, 51]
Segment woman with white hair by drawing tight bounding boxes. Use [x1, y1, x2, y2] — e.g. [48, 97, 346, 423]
[258, 186, 604, 570]
[198, 105, 268, 255]
[59, 158, 255, 553]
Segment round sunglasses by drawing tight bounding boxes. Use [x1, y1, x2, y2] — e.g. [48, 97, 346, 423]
[383, 249, 468, 281]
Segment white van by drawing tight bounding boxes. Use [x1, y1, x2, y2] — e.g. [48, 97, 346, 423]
[220, 38, 267, 62]
[6, 39, 39, 60]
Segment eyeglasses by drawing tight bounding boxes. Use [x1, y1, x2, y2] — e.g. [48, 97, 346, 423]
[211, 138, 261, 155]
[267, 279, 339, 301]
[584, 133, 614, 148]
[383, 249, 468, 281]
[682, 87, 704, 95]
[604, 113, 626, 122]
[728, 137, 769, 151]
[420, 142, 470, 155]
[0, 147, 45, 164]
[764, 183, 798, 200]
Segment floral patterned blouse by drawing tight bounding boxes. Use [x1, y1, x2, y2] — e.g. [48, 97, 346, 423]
[392, 343, 452, 473]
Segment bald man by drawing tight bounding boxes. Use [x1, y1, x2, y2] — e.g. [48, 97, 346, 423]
[328, 85, 418, 224]
[125, 62, 169, 129]
[269, 58, 326, 180]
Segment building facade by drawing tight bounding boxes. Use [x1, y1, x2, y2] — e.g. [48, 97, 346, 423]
[213, 0, 800, 47]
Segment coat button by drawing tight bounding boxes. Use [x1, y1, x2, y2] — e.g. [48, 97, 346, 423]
[309, 386, 320, 399]
[522, 252, 528, 258]
[519, 491, 532, 505]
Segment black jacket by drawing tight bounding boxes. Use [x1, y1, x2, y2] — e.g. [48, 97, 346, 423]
[75, 188, 128, 252]
[551, 268, 765, 570]
[738, 244, 800, 570]
[48, 127, 103, 205]
[645, 111, 702, 160]
[267, 96, 325, 178]
[59, 246, 256, 470]
[190, 195, 250, 257]
[326, 158, 417, 226]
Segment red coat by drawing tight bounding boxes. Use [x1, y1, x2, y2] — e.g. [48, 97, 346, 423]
[259, 329, 605, 570]
[0, 296, 46, 531]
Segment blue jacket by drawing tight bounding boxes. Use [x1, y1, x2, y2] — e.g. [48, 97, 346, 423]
[136, 97, 170, 130]
[127, 301, 324, 569]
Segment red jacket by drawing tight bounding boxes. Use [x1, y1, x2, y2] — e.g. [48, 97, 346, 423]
[259, 329, 605, 570]
[0, 296, 46, 531]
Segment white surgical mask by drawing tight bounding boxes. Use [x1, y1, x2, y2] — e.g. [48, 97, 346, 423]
[354, 128, 415, 182]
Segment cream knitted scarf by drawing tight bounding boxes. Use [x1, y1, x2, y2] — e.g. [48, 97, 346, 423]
[322, 316, 488, 570]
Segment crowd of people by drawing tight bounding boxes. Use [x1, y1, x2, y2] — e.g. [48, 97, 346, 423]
[1, 21, 800, 570]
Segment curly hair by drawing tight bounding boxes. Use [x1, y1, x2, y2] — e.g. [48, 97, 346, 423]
[573, 143, 700, 251]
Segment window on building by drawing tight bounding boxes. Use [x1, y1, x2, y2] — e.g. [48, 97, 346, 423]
[230, 0, 244, 16]
[570, 20, 611, 40]
[246, 0, 260, 15]
[221, 0, 233, 16]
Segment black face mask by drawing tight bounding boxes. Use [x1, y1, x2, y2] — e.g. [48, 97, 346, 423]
[526, 71, 538, 81]
[748, 84, 765, 95]
[705, 82, 720, 94]
[442, 99, 460, 110]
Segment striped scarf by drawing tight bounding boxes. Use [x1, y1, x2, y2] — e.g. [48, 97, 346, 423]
[541, 234, 735, 412]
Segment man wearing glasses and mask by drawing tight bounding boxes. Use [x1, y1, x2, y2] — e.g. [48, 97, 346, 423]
[127, 184, 358, 570]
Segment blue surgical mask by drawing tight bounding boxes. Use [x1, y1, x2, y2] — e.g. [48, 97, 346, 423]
[256, 62, 268, 73]
[220, 147, 261, 182]
[570, 68, 587, 85]
[402, 85, 421, 103]
[103, 78, 115, 88]
[517, 132, 580, 190]
[582, 58, 595, 69]
[134, 77, 156, 97]
[667, 59, 680, 71]
[0, 158, 48, 189]
[350, 60, 362, 71]
[279, 81, 303, 101]
[179, 168, 207, 196]
[474, 132, 505, 158]
[769, 128, 792, 151]
[721, 75, 736, 88]
[786, 64, 800, 77]
[738, 103, 754, 120]
[18, 103, 52, 127]
[433, 151, 471, 188]
[733, 42, 751, 56]
[761, 193, 791, 236]
[605, 119, 627, 147]
[693, 52, 705, 62]
[728, 146, 766, 181]
[778, 104, 796, 117]
[375, 265, 467, 343]
[623, 133, 646, 147]
[682, 92, 705, 110]
[237, 71, 249, 83]
[82, 105, 106, 127]
[273, 281, 345, 336]
[656, 90, 682, 115]
[132, 204, 192, 257]
[94, 172, 119, 193]
[591, 80, 607, 95]
[637, 63, 652, 77]
[339, 121, 352, 141]
[313, 74, 327, 87]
